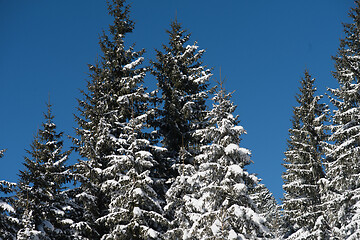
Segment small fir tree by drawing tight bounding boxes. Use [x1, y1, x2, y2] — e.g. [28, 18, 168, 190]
[282, 71, 329, 239]
[16, 103, 72, 240]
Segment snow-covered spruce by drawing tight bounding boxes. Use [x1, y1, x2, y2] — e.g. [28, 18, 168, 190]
[96, 111, 168, 240]
[165, 80, 271, 239]
[323, 2, 360, 239]
[0, 150, 18, 240]
[72, 0, 167, 239]
[282, 71, 330, 239]
[16, 103, 73, 240]
[151, 19, 212, 159]
[250, 182, 283, 238]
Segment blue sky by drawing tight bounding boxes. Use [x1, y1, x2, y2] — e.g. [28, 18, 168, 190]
[0, 0, 353, 201]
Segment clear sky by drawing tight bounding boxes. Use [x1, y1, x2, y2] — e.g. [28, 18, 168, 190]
[0, 0, 354, 201]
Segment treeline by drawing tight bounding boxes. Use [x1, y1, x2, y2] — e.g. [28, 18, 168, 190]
[1, 0, 360, 239]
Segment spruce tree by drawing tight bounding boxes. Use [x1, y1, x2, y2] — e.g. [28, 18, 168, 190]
[282, 71, 329, 239]
[151, 19, 212, 159]
[72, 0, 167, 239]
[324, 1, 360, 238]
[16, 103, 72, 240]
[96, 109, 168, 239]
[0, 150, 18, 240]
[250, 182, 282, 239]
[165, 80, 270, 239]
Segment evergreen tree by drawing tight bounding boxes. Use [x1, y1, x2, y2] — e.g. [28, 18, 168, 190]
[165, 80, 270, 239]
[16, 103, 73, 240]
[151, 19, 212, 158]
[282, 71, 329, 239]
[324, 1, 360, 238]
[96, 109, 168, 240]
[250, 182, 282, 239]
[72, 0, 167, 238]
[0, 150, 18, 240]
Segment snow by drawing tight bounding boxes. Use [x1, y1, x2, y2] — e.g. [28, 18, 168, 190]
[52, 208, 65, 216]
[133, 206, 142, 216]
[133, 188, 144, 197]
[76, 192, 96, 202]
[180, 44, 199, 59]
[0, 201, 14, 213]
[123, 57, 144, 70]
[227, 164, 244, 176]
[152, 146, 167, 152]
[228, 230, 238, 239]
[225, 144, 240, 155]
[233, 183, 246, 194]
[101, 179, 120, 191]
[135, 151, 152, 159]
[232, 125, 245, 133]
[229, 204, 268, 234]
[210, 219, 221, 236]
[184, 195, 203, 212]
[147, 228, 158, 238]
[225, 144, 251, 157]
[62, 219, 74, 225]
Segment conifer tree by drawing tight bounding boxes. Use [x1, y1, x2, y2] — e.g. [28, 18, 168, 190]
[165, 80, 270, 239]
[282, 71, 329, 239]
[72, 0, 167, 239]
[250, 182, 282, 238]
[324, 1, 360, 238]
[16, 103, 72, 240]
[0, 150, 18, 240]
[96, 109, 168, 240]
[151, 19, 212, 159]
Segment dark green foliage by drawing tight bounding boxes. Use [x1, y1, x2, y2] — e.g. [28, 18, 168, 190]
[16, 103, 72, 240]
[72, 0, 168, 239]
[151, 19, 212, 158]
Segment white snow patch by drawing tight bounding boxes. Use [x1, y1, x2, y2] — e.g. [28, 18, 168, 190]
[135, 151, 152, 159]
[123, 57, 144, 70]
[228, 229, 238, 239]
[133, 188, 144, 197]
[225, 144, 239, 155]
[62, 219, 74, 225]
[133, 207, 142, 216]
[147, 229, 158, 238]
[211, 219, 221, 236]
[227, 164, 244, 176]
[0, 201, 14, 213]
[234, 183, 246, 194]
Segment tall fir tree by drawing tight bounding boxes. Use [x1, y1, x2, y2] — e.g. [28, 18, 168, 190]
[165, 80, 271, 239]
[324, 1, 360, 239]
[0, 150, 18, 240]
[282, 71, 329, 239]
[151, 19, 212, 159]
[72, 0, 167, 239]
[16, 103, 73, 240]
